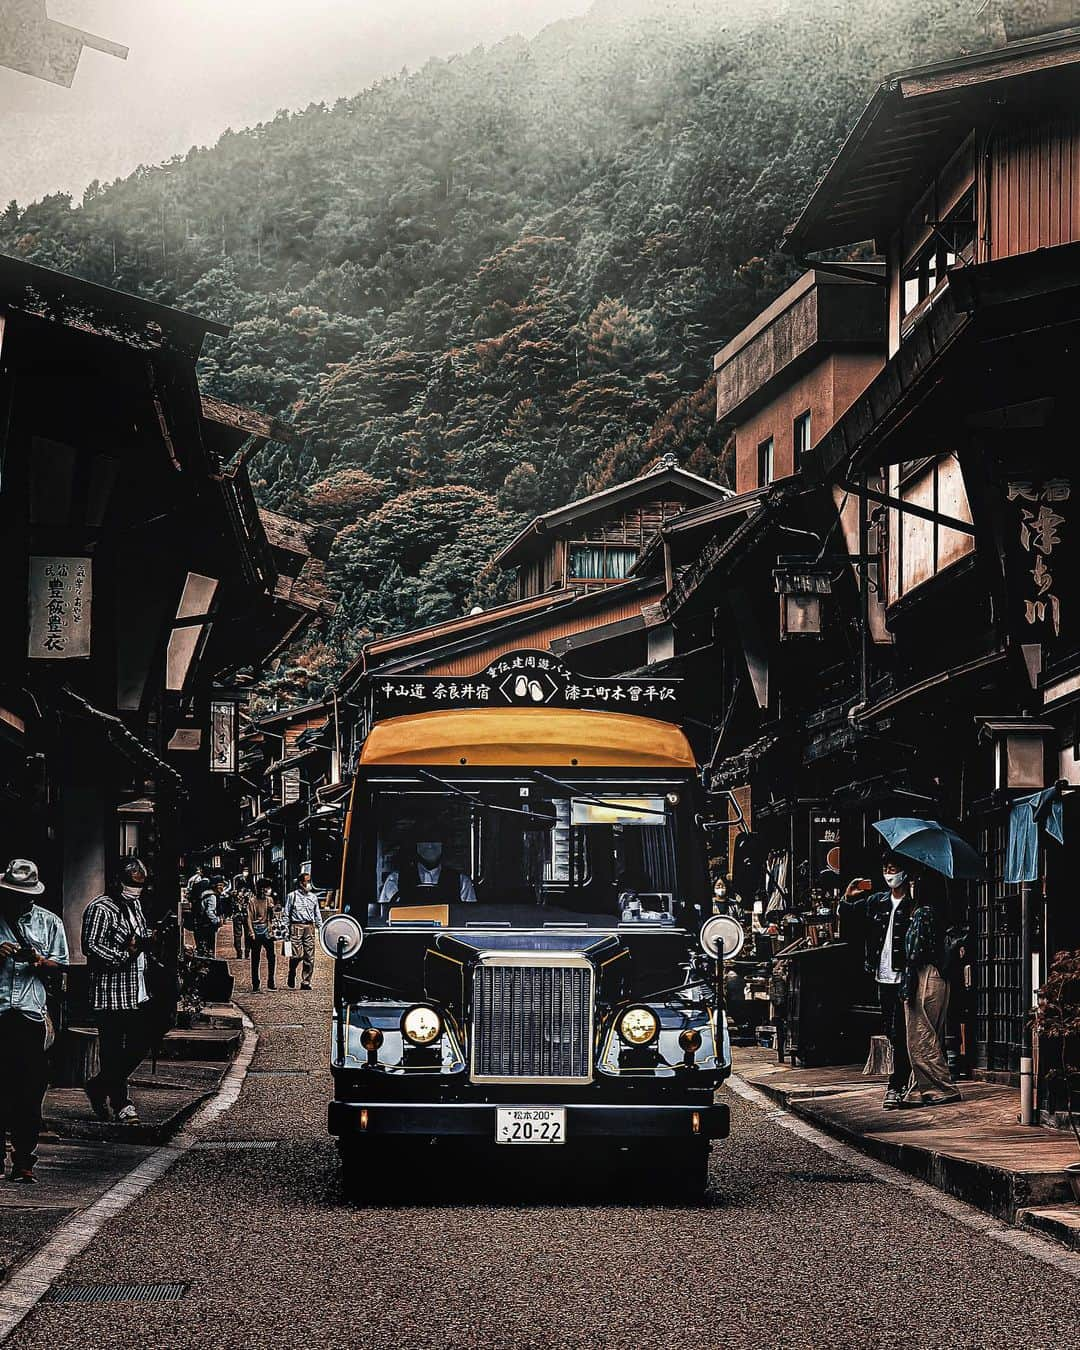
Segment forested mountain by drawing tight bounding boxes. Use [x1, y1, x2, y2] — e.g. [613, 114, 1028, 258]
[1, 0, 979, 702]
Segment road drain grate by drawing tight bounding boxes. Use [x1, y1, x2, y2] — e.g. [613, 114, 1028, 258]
[784, 1170, 878, 1184]
[190, 1140, 279, 1151]
[43, 1282, 189, 1305]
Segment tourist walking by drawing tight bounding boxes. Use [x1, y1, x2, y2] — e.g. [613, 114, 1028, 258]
[0, 859, 68, 1183]
[82, 858, 157, 1124]
[284, 871, 322, 990]
[231, 869, 253, 960]
[247, 878, 277, 991]
[193, 874, 227, 957]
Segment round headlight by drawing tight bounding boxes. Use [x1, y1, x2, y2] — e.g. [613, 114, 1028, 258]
[401, 1005, 443, 1046]
[319, 912, 363, 960]
[700, 913, 746, 960]
[617, 1005, 660, 1046]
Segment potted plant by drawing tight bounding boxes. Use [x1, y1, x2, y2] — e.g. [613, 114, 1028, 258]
[1034, 948, 1080, 1201]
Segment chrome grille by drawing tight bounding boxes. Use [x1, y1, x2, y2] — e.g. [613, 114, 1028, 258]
[471, 957, 593, 1083]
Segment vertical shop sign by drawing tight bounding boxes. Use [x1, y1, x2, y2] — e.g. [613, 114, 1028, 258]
[209, 699, 238, 774]
[27, 556, 92, 658]
[1007, 479, 1069, 637]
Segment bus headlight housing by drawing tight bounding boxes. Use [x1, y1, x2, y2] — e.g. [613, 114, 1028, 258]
[617, 1005, 660, 1046]
[401, 1005, 443, 1046]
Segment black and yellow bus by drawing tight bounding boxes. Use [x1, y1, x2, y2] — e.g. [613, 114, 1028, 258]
[321, 650, 742, 1198]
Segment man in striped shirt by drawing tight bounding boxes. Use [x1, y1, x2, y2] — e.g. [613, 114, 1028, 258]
[82, 858, 157, 1124]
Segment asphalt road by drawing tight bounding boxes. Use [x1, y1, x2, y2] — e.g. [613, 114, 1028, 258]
[8, 957, 1080, 1350]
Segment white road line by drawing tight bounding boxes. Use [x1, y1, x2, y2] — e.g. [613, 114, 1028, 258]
[727, 1073, 1080, 1280]
[0, 1014, 259, 1345]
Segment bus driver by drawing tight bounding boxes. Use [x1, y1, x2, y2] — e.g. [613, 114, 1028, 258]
[378, 840, 477, 908]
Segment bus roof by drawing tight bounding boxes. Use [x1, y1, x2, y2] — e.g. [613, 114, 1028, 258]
[359, 708, 696, 770]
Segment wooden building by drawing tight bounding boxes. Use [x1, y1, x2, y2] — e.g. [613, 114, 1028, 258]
[0, 254, 334, 1042]
[713, 266, 885, 494]
[493, 454, 727, 598]
[659, 9, 1080, 1094]
[329, 458, 730, 806]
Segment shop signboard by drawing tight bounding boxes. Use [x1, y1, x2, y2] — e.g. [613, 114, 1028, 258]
[370, 648, 680, 720]
[209, 699, 238, 774]
[811, 809, 841, 889]
[27, 556, 92, 659]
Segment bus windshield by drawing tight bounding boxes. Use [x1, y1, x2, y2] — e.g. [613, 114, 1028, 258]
[355, 775, 699, 928]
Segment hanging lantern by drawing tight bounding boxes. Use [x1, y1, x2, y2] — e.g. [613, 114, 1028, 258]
[773, 564, 832, 639]
[979, 718, 1054, 792]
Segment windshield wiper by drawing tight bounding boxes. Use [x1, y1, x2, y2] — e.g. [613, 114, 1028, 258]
[417, 770, 556, 825]
[530, 771, 669, 819]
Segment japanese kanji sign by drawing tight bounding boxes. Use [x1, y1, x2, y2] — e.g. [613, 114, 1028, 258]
[209, 700, 238, 774]
[27, 556, 92, 659]
[1007, 478, 1070, 637]
[370, 649, 680, 720]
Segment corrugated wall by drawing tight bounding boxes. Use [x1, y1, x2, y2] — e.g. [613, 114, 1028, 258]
[990, 115, 1080, 259]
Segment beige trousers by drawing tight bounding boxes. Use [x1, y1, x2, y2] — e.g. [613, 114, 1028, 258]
[904, 964, 957, 1100]
[289, 922, 316, 985]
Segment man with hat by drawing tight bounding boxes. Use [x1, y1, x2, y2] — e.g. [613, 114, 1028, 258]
[0, 858, 68, 1183]
[81, 857, 157, 1124]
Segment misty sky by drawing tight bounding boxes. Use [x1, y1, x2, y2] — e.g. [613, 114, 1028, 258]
[0, 0, 593, 206]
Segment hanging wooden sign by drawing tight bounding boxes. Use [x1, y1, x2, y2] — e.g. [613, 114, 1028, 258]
[27, 556, 92, 659]
[209, 700, 238, 774]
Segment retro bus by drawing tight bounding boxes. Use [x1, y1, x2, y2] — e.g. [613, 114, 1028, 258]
[321, 650, 742, 1198]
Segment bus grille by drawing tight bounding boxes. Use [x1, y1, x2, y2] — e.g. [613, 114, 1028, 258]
[471, 960, 593, 1083]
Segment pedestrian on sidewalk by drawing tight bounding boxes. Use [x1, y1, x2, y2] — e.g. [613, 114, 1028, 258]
[247, 877, 277, 991]
[193, 875, 227, 957]
[284, 871, 322, 990]
[0, 859, 68, 1184]
[231, 870, 253, 960]
[901, 882, 961, 1108]
[840, 855, 916, 1110]
[82, 858, 158, 1124]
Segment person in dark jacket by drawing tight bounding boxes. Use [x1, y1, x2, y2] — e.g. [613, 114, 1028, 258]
[839, 854, 917, 1109]
[193, 875, 227, 957]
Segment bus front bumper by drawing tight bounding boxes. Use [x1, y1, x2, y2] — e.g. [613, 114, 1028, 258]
[328, 1100, 730, 1142]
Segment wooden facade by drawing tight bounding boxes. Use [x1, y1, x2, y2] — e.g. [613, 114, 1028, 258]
[656, 18, 1080, 1092]
[493, 458, 728, 599]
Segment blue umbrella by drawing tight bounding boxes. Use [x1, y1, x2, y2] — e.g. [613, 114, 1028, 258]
[872, 817, 984, 880]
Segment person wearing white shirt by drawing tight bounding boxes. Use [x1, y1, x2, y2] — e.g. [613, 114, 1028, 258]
[378, 841, 477, 908]
[284, 872, 323, 989]
[840, 856, 915, 1110]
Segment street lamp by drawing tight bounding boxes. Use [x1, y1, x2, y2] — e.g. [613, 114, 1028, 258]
[979, 718, 1054, 791]
[773, 563, 832, 639]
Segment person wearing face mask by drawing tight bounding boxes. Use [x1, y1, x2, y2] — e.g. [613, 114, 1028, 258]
[378, 840, 478, 909]
[0, 859, 68, 1183]
[283, 870, 324, 990]
[840, 854, 916, 1109]
[81, 858, 157, 1124]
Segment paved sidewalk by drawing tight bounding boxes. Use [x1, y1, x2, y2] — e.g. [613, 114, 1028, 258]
[735, 1046, 1080, 1246]
[1, 991, 244, 1289]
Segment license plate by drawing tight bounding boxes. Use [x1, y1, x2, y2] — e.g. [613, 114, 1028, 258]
[496, 1107, 566, 1145]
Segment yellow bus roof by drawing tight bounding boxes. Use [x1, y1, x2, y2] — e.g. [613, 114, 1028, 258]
[360, 708, 696, 770]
